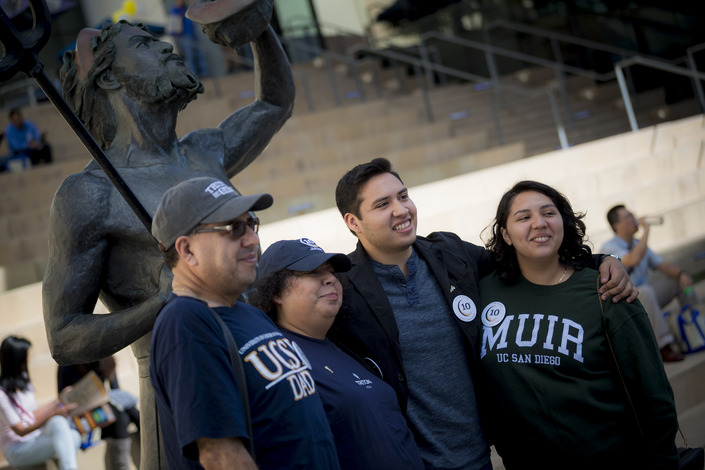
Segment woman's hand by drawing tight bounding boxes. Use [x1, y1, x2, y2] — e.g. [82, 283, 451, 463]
[35, 399, 75, 421]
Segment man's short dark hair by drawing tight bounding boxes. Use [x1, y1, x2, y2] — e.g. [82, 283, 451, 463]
[335, 157, 403, 219]
[606, 204, 626, 232]
[8, 107, 21, 120]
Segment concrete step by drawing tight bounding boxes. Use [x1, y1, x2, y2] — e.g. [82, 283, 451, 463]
[677, 399, 705, 449]
[0, 280, 43, 330]
[666, 348, 705, 421]
[252, 142, 526, 222]
[234, 129, 490, 215]
[0, 258, 46, 291]
[0, 159, 86, 195]
[251, 119, 454, 182]
[262, 108, 425, 157]
[0, 232, 48, 266]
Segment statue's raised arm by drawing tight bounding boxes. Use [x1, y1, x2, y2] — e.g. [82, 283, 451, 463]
[219, 23, 294, 177]
[183, 0, 294, 177]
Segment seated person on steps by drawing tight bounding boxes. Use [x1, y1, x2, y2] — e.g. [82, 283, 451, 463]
[4, 107, 52, 167]
[0, 336, 81, 470]
[601, 204, 701, 362]
[57, 356, 140, 470]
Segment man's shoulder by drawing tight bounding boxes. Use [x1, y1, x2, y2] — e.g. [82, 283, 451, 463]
[153, 297, 217, 340]
[156, 297, 267, 328]
[157, 296, 208, 321]
[418, 231, 485, 256]
[417, 231, 463, 246]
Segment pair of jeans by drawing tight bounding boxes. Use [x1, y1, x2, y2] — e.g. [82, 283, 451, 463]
[4, 415, 81, 470]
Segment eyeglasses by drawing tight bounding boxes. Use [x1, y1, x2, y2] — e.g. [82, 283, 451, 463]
[193, 217, 260, 239]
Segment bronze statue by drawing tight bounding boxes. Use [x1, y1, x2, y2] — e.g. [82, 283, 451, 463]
[42, 1, 291, 467]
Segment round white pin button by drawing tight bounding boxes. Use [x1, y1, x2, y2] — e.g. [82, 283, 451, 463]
[481, 301, 506, 327]
[452, 295, 477, 322]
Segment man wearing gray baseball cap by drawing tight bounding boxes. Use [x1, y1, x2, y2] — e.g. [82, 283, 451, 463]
[149, 177, 340, 470]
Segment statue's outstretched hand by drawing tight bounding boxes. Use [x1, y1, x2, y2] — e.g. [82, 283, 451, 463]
[187, 0, 273, 49]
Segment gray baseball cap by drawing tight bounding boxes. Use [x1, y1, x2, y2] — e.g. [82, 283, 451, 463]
[152, 177, 273, 251]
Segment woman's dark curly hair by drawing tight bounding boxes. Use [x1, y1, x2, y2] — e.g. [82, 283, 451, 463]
[484, 180, 592, 284]
[249, 269, 296, 323]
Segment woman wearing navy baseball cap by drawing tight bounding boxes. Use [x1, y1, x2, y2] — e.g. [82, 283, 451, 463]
[250, 238, 423, 470]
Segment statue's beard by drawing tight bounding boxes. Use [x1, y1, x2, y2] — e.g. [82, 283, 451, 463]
[118, 59, 204, 108]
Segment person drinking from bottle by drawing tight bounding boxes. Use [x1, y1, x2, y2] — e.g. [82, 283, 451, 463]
[602, 204, 701, 362]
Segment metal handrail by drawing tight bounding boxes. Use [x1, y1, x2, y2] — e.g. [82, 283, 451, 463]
[416, 24, 705, 133]
[483, 19, 668, 65]
[277, 35, 368, 108]
[686, 42, 705, 113]
[278, 15, 376, 57]
[614, 55, 705, 131]
[418, 29, 617, 115]
[347, 41, 573, 148]
[282, 15, 369, 40]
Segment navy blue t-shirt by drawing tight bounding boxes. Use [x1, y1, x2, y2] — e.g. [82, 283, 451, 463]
[150, 295, 340, 469]
[282, 330, 424, 470]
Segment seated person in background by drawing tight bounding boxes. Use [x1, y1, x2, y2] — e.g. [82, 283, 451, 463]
[249, 238, 424, 470]
[4, 107, 52, 166]
[0, 336, 81, 470]
[57, 356, 140, 470]
[602, 204, 700, 362]
[479, 182, 679, 470]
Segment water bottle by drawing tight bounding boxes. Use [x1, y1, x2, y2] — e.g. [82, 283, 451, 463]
[642, 215, 664, 225]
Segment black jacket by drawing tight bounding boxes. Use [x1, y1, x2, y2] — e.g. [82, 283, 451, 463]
[329, 231, 493, 414]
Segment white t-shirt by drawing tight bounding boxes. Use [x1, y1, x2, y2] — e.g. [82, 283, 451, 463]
[0, 385, 41, 453]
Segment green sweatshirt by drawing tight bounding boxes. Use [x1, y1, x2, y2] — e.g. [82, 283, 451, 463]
[478, 267, 679, 469]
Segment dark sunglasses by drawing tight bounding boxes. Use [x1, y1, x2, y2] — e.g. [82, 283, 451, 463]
[193, 217, 259, 239]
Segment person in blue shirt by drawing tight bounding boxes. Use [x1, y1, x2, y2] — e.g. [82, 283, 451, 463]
[601, 204, 698, 362]
[4, 107, 52, 166]
[250, 238, 424, 470]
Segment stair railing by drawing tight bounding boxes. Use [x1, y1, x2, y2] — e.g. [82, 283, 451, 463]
[686, 42, 705, 113]
[613, 55, 705, 131]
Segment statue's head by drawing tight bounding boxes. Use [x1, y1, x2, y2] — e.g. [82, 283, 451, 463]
[60, 21, 204, 149]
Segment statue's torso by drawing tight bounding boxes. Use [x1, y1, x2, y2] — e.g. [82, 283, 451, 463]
[70, 142, 232, 312]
